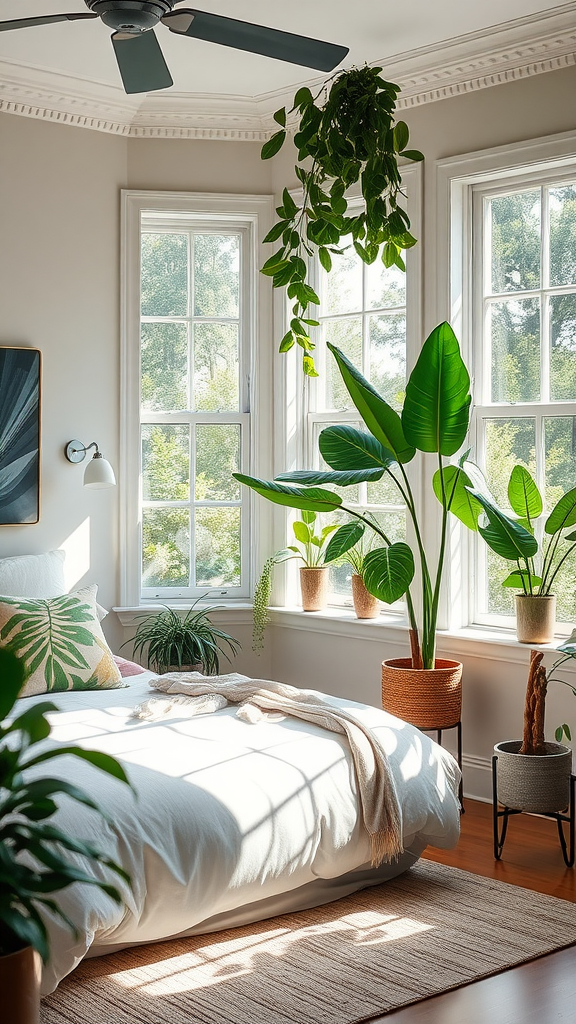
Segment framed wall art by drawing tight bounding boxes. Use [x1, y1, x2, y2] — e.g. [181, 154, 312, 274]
[0, 347, 41, 525]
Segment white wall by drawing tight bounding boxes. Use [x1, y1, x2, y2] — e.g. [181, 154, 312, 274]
[1, 64, 575, 798]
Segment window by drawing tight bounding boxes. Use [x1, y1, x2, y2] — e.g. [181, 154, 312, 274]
[449, 155, 576, 630]
[121, 193, 274, 607]
[292, 168, 421, 609]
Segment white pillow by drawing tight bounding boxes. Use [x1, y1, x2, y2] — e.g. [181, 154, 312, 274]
[0, 550, 108, 620]
[0, 550, 66, 599]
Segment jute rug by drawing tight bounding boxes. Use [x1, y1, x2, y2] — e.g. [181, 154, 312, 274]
[41, 861, 576, 1024]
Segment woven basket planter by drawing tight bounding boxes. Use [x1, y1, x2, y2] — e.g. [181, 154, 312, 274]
[351, 574, 380, 619]
[494, 740, 572, 814]
[381, 658, 462, 730]
[299, 567, 329, 612]
[515, 594, 556, 644]
[0, 945, 41, 1024]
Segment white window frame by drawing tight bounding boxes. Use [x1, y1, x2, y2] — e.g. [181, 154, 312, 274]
[437, 129, 576, 633]
[278, 162, 423, 613]
[120, 190, 275, 608]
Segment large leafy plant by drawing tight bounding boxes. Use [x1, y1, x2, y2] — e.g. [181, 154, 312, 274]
[0, 648, 131, 961]
[464, 465, 576, 597]
[127, 599, 241, 674]
[260, 65, 423, 375]
[236, 321, 477, 670]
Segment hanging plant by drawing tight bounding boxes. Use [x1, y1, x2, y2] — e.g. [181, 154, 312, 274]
[260, 65, 424, 376]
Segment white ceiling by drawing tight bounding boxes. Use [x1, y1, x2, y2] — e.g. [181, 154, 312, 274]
[0, 1, 574, 134]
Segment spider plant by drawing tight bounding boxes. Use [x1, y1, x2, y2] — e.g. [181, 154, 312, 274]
[126, 599, 241, 674]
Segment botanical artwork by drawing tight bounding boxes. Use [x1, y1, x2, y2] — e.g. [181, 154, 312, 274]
[0, 347, 41, 525]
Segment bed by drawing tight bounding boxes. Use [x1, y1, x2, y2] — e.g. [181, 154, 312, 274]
[14, 671, 462, 995]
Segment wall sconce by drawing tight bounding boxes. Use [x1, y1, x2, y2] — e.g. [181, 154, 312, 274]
[65, 440, 116, 488]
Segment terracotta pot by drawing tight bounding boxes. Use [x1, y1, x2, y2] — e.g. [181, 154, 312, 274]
[515, 594, 556, 644]
[299, 566, 329, 612]
[351, 574, 380, 619]
[381, 657, 463, 730]
[0, 945, 41, 1024]
[494, 740, 572, 813]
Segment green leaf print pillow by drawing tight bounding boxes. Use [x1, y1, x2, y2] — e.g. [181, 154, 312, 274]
[0, 585, 124, 696]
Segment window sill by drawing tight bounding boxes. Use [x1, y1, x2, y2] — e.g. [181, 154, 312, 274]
[269, 607, 575, 670]
[114, 604, 254, 628]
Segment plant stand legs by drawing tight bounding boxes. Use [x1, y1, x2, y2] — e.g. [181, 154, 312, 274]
[492, 755, 575, 867]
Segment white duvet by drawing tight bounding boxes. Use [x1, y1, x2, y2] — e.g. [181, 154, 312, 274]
[16, 673, 461, 994]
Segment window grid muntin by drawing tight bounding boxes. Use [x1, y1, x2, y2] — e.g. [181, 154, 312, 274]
[472, 175, 576, 627]
[139, 219, 250, 600]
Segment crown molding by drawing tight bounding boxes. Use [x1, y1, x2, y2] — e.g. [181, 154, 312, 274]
[0, 4, 575, 138]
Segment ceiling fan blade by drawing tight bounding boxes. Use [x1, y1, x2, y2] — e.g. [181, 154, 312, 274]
[0, 13, 97, 33]
[111, 31, 173, 94]
[162, 9, 348, 72]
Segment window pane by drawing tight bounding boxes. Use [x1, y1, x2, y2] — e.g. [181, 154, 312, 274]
[549, 184, 576, 287]
[550, 293, 576, 402]
[490, 298, 540, 402]
[141, 322, 188, 411]
[484, 418, 536, 508]
[141, 233, 188, 317]
[366, 261, 405, 310]
[195, 507, 241, 587]
[489, 190, 540, 294]
[193, 234, 239, 318]
[142, 425, 189, 501]
[322, 247, 362, 315]
[142, 508, 190, 588]
[485, 548, 515, 616]
[324, 317, 363, 410]
[193, 323, 239, 411]
[544, 417, 576, 510]
[369, 312, 406, 409]
[367, 472, 404, 507]
[195, 424, 240, 501]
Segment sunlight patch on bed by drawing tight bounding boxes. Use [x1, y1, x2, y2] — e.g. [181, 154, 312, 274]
[111, 913, 433, 995]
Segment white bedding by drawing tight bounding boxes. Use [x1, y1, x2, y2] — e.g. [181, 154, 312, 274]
[16, 673, 461, 994]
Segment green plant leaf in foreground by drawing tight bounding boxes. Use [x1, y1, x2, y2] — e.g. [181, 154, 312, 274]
[468, 489, 538, 560]
[362, 543, 415, 604]
[432, 464, 483, 529]
[402, 321, 471, 456]
[545, 486, 576, 535]
[233, 474, 342, 512]
[324, 522, 365, 563]
[502, 571, 543, 589]
[318, 425, 397, 472]
[276, 468, 383, 487]
[327, 345, 415, 463]
[507, 465, 543, 522]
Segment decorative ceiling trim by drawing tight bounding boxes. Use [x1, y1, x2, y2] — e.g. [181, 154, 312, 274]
[0, 5, 575, 138]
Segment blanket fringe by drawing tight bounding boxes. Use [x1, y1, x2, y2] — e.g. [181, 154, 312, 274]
[371, 829, 404, 867]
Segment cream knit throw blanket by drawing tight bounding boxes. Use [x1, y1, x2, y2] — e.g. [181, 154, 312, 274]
[147, 671, 403, 866]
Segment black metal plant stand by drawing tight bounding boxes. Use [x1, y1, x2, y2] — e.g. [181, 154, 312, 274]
[492, 755, 575, 867]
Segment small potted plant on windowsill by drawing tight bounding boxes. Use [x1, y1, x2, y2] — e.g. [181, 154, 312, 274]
[252, 512, 342, 651]
[339, 522, 382, 619]
[465, 465, 576, 644]
[0, 649, 132, 1024]
[126, 598, 241, 675]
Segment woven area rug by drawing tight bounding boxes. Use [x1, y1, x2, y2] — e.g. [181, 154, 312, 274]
[41, 860, 576, 1024]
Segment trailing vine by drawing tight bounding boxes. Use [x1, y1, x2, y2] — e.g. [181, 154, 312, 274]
[260, 65, 423, 375]
[252, 555, 276, 652]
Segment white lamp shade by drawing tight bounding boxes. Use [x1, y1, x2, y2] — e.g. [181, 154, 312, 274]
[84, 454, 116, 489]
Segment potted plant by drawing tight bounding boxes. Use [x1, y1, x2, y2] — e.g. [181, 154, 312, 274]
[339, 523, 381, 619]
[0, 648, 131, 1024]
[236, 321, 478, 728]
[464, 465, 576, 644]
[252, 512, 342, 651]
[260, 64, 423, 375]
[494, 631, 576, 821]
[126, 598, 241, 675]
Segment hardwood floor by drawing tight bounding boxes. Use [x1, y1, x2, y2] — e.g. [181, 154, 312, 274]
[364, 798, 576, 1024]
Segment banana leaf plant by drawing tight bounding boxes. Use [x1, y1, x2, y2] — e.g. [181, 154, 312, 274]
[0, 648, 132, 962]
[464, 465, 576, 597]
[235, 321, 482, 671]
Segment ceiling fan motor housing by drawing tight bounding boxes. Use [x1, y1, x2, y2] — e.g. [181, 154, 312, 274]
[85, 0, 175, 33]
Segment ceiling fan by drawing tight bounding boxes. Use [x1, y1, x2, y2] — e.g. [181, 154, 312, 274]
[0, 1, 349, 94]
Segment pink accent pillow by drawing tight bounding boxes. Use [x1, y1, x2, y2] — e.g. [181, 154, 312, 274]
[113, 655, 146, 677]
